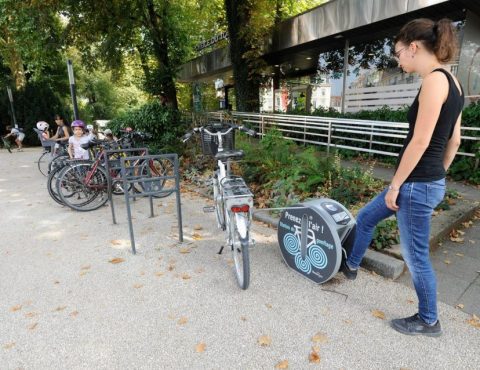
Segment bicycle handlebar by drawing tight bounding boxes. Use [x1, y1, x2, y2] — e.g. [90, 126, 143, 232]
[182, 124, 257, 143]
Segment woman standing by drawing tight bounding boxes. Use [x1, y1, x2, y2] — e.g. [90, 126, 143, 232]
[342, 18, 464, 337]
[50, 114, 70, 146]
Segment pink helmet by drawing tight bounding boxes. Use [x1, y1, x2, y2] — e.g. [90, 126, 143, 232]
[71, 120, 85, 129]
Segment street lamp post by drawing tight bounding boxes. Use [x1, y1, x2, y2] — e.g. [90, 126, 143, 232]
[67, 59, 79, 120]
[6, 86, 18, 128]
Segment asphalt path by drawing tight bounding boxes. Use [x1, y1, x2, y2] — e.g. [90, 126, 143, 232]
[1, 149, 479, 369]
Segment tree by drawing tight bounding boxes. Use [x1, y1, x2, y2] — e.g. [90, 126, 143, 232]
[224, 0, 327, 112]
[60, 0, 206, 110]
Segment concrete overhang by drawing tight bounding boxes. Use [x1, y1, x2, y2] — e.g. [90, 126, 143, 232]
[178, 0, 475, 82]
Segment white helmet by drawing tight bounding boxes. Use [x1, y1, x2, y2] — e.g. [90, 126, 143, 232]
[104, 128, 112, 135]
[87, 124, 94, 131]
[36, 121, 49, 131]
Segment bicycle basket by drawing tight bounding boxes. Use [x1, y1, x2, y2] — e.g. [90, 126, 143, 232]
[200, 127, 235, 156]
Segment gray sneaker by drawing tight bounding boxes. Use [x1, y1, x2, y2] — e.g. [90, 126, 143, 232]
[391, 313, 442, 337]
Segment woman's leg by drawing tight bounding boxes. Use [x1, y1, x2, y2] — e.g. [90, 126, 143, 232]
[396, 180, 445, 324]
[347, 188, 395, 269]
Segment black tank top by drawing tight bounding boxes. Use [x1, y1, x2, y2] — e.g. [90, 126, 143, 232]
[395, 68, 464, 182]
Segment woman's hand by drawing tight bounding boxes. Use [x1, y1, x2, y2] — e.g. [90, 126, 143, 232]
[385, 188, 400, 211]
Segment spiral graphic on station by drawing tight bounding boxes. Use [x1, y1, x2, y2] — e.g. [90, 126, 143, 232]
[308, 244, 328, 269]
[283, 233, 300, 255]
[295, 254, 312, 274]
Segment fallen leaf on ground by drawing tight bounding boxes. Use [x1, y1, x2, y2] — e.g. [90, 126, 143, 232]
[80, 265, 91, 270]
[178, 317, 188, 325]
[309, 348, 321, 363]
[133, 284, 144, 289]
[457, 230, 465, 235]
[182, 273, 191, 280]
[407, 298, 415, 304]
[3, 342, 15, 349]
[443, 251, 448, 254]
[24, 311, 37, 318]
[312, 332, 328, 343]
[466, 315, 480, 329]
[195, 267, 205, 274]
[110, 240, 122, 245]
[54, 306, 67, 312]
[265, 303, 273, 309]
[371, 309, 386, 320]
[109, 258, 125, 264]
[275, 360, 289, 369]
[192, 233, 202, 240]
[193, 224, 203, 230]
[258, 335, 272, 346]
[10, 305, 22, 312]
[469, 240, 475, 244]
[79, 270, 88, 276]
[444, 260, 451, 265]
[343, 319, 352, 325]
[179, 247, 191, 254]
[70, 311, 79, 317]
[28, 322, 38, 330]
[450, 237, 464, 243]
[455, 253, 464, 257]
[168, 264, 175, 271]
[54, 280, 60, 284]
[240, 316, 247, 321]
[462, 221, 473, 228]
[155, 272, 165, 277]
[456, 303, 465, 309]
[195, 342, 206, 353]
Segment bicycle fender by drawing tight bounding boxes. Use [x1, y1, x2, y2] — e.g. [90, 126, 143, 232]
[234, 213, 249, 240]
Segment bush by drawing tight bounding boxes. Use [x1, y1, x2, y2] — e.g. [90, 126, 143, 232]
[108, 101, 188, 154]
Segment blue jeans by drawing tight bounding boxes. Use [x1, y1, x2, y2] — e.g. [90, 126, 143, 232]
[346, 179, 446, 324]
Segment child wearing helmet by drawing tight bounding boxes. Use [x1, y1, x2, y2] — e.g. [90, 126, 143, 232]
[36, 121, 50, 140]
[68, 120, 90, 160]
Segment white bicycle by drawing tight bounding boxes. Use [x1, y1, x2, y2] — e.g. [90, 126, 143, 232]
[182, 122, 257, 289]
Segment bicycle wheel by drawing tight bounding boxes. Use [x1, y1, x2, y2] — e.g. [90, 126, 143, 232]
[139, 158, 175, 198]
[48, 153, 69, 174]
[47, 164, 66, 205]
[229, 211, 250, 290]
[57, 163, 109, 211]
[37, 151, 51, 176]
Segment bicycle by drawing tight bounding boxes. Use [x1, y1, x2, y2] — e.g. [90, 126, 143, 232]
[55, 136, 173, 211]
[182, 122, 257, 289]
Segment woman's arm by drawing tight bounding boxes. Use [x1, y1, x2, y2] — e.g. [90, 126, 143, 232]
[443, 115, 462, 171]
[385, 72, 449, 210]
[68, 142, 74, 159]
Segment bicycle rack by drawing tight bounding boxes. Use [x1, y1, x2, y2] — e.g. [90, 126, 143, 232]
[119, 153, 183, 254]
[276, 199, 356, 284]
[103, 147, 149, 225]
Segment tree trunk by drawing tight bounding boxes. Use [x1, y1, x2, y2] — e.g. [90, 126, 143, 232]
[224, 0, 259, 112]
[144, 0, 178, 109]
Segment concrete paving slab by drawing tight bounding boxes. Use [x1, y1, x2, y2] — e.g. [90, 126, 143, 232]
[458, 282, 480, 316]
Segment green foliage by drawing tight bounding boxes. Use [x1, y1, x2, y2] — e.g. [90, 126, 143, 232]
[371, 219, 399, 250]
[108, 101, 188, 154]
[236, 127, 383, 211]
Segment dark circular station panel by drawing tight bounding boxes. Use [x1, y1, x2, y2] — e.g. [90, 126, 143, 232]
[277, 199, 355, 284]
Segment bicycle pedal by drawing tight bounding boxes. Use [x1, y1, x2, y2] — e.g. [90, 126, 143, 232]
[203, 206, 215, 213]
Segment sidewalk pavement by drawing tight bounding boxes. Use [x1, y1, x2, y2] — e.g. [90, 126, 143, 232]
[1, 149, 479, 369]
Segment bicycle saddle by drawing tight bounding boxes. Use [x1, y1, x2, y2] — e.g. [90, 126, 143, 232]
[215, 149, 244, 161]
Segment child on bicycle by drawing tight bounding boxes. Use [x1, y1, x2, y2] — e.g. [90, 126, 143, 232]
[68, 120, 90, 160]
[4, 125, 25, 151]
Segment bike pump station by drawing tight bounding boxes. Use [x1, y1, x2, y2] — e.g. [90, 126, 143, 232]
[277, 199, 356, 284]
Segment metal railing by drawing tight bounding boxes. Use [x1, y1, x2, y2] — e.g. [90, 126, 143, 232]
[193, 111, 479, 163]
